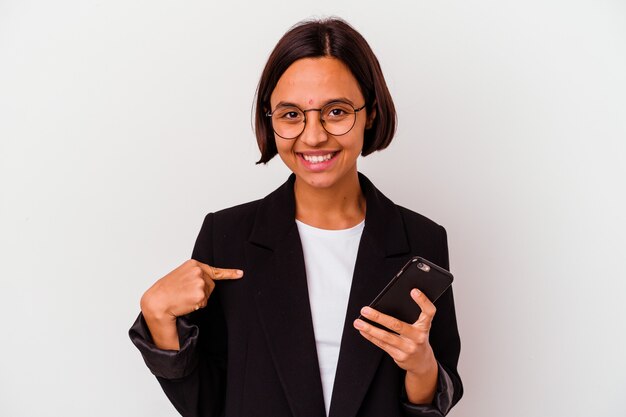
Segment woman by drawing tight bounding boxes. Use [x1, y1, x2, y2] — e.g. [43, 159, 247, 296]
[130, 17, 462, 417]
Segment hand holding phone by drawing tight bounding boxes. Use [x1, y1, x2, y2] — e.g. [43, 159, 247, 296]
[359, 256, 453, 330]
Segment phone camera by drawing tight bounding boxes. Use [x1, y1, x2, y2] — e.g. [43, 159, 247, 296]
[417, 262, 430, 272]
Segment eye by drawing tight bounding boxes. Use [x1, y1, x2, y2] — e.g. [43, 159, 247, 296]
[275, 108, 303, 122]
[323, 103, 354, 121]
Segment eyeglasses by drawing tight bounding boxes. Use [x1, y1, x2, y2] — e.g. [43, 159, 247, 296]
[266, 101, 367, 139]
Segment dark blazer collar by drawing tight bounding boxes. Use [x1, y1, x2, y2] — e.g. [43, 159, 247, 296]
[249, 172, 410, 257]
[246, 172, 412, 417]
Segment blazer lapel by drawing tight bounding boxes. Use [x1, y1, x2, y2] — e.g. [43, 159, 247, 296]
[328, 174, 411, 417]
[245, 173, 410, 417]
[246, 175, 326, 417]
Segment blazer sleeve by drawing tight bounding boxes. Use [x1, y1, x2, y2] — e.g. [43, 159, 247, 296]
[400, 225, 464, 416]
[128, 213, 227, 417]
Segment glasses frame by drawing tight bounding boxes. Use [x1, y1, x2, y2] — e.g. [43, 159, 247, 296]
[266, 101, 367, 140]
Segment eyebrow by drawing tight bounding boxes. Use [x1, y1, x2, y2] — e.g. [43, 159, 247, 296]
[273, 97, 356, 109]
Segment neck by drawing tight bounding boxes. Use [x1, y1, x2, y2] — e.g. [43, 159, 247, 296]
[294, 171, 366, 230]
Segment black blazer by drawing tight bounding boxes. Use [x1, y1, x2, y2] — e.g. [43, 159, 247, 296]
[130, 173, 462, 417]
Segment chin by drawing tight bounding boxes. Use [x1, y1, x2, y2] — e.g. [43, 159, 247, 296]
[302, 176, 336, 189]
[296, 169, 356, 190]
[293, 171, 328, 186]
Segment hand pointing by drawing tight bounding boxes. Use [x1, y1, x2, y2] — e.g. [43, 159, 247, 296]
[140, 259, 243, 350]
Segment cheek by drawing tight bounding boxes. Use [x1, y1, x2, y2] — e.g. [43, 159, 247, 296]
[274, 136, 287, 153]
[275, 138, 296, 161]
[343, 133, 365, 154]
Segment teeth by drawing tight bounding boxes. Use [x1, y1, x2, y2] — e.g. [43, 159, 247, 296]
[302, 153, 335, 163]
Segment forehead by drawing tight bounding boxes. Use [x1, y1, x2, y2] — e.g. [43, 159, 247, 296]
[270, 57, 363, 106]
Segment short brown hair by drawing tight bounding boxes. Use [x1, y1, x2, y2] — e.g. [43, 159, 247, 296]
[254, 17, 397, 164]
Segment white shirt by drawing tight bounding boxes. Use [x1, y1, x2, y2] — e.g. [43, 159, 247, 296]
[296, 219, 365, 416]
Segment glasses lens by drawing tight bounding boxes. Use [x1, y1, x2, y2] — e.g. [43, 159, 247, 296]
[271, 107, 305, 139]
[321, 102, 357, 136]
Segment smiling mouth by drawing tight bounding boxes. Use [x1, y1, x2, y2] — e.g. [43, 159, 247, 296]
[298, 152, 338, 164]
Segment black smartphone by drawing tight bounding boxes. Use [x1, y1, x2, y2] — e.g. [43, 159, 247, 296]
[359, 256, 453, 330]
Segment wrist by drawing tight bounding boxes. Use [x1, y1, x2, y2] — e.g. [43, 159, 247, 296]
[140, 293, 175, 323]
[405, 357, 438, 405]
[141, 299, 180, 350]
[406, 355, 438, 379]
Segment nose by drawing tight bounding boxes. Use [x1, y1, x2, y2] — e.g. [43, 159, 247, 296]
[298, 111, 328, 146]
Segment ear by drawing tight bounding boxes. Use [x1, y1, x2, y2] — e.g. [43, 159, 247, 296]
[365, 101, 377, 129]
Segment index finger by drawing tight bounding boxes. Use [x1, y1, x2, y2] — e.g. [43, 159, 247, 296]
[359, 306, 409, 336]
[197, 262, 244, 280]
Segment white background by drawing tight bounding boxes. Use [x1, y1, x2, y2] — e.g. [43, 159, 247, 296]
[1, 1, 625, 416]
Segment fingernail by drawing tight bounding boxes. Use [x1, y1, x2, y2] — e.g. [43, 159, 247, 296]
[354, 319, 365, 329]
[236, 270, 244, 277]
[412, 289, 421, 296]
[361, 306, 373, 316]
